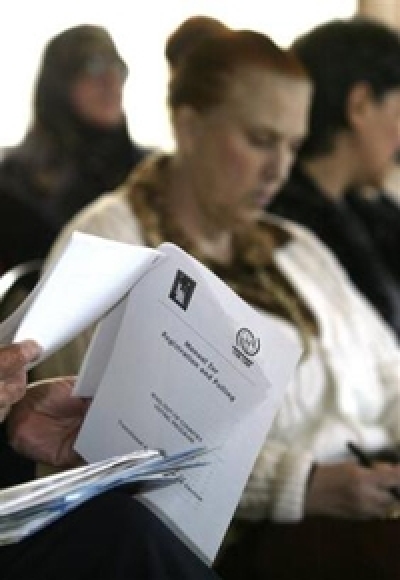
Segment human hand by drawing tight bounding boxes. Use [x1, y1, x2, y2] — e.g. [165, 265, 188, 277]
[0, 340, 42, 422]
[7, 377, 90, 467]
[305, 461, 400, 519]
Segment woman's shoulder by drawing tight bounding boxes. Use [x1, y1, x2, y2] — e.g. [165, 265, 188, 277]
[264, 211, 341, 262]
[256, 212, 326, 256]
[43, 185, 144, 270]
[63, 184, 134, 231]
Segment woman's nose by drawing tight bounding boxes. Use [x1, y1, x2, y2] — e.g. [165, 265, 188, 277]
[262, 144, 294, 184]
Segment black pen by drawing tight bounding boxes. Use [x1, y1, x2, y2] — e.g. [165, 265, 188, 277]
[347, 441, 400, 501]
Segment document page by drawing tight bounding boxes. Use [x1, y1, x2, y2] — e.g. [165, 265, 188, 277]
[74, 243, 301, 564]
[0, 232, 163, 365]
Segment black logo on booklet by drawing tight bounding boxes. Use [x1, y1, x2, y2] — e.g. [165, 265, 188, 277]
[232, 328, 260, 367]
[169, 270, 196, 311]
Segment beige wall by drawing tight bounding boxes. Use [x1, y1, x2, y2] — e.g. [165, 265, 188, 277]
[358, 0, 400, 28]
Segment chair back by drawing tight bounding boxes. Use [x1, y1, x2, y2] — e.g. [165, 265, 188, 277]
[0, 260, 42, 320]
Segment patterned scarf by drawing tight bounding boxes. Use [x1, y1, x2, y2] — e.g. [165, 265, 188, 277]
[125, 154, 317, 349]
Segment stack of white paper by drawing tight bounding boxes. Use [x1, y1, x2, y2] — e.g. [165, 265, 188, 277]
[0, 447, 208, 545]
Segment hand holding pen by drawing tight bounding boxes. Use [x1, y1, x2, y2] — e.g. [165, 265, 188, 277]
[347, 441, 400, 518]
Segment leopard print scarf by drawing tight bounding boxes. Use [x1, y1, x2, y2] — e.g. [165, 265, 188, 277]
[125, 154, 317, 351]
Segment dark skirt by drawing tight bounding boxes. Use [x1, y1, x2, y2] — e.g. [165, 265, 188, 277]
[216, 517, 400, 580]
[1, 491, 220, 580]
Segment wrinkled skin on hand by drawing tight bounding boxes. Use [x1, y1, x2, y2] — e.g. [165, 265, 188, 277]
[0, 340, 42, 422]
[7, 377, 90, 468]
[305, 461, 400, 519]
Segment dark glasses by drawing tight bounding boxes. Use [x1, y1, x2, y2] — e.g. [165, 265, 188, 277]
[82, 54, 128, 80]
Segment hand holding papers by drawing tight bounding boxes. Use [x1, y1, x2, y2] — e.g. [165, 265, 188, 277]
[0, 232, 301, 564]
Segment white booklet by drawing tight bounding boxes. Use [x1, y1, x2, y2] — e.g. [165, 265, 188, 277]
[0, 232, 301, 564]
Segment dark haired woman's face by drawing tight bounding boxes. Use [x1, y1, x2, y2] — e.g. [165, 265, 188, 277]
[69, 57, 126, 127]
[352, 86, 400, 187]
[178, 68, 311, 228]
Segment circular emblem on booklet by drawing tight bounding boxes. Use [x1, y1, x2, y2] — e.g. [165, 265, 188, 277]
[236, 328, 260, 357]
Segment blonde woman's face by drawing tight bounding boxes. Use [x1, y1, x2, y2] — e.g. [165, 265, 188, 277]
[182, 68, 311, 228]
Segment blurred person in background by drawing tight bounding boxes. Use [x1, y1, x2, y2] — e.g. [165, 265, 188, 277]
[0, 24, 148, 275]
[270, 18, 400, 339]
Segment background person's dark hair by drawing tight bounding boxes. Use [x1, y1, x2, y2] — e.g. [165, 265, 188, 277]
[293, 17, 400, 159]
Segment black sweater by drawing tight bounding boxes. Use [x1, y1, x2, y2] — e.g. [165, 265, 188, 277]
[270, 165, 400, 338]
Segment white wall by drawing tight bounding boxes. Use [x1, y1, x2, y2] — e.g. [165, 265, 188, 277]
[0, 0, 356, 149]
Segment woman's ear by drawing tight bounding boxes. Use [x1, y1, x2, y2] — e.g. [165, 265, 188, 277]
[346, 82, 374, 131]
[173, 106, 200, 154]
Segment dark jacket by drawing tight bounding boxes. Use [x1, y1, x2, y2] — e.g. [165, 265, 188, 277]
[0, 125, 148, 274]
[0, 422, 35, 488]
[346, 189, 400, 285]
[0, 24, 150, 274]
[270, 164, 400, 338]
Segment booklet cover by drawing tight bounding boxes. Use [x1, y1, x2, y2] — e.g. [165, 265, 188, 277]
[74, 242, 301, 564]
[0, 233, 301, 564]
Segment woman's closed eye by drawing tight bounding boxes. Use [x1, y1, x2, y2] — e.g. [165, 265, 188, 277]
[247, 131, 279, 150]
